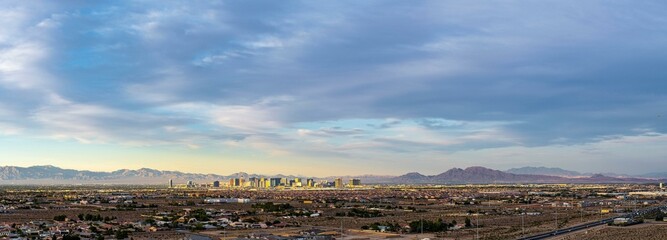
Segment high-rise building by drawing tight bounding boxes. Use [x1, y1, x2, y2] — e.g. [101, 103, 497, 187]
[349, 178, 361, 186]
[306, 178, 314, 188]
[213, 181, 220, 188]
[335, 178, 343, 188]
[169, 179, 173, 188]
[229, 178, 242, 187]
[249, 177, 259, 188]
[293, 178, 302, 187]
[270, 178, 281, 187]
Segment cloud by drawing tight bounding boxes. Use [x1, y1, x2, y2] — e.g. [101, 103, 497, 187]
[1, 1, 667, 174]
[297, 127, 364, 137]
[0, 7, 57, 90]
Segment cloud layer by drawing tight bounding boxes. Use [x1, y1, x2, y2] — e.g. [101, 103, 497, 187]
[1, 1, 666, 175]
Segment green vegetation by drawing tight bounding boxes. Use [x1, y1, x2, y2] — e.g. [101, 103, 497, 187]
[189, 208, 210, 221]
[252, 202, 294, 212]
[114, 230, 129, 239]
[62, 235, 81, 240]
[115, 203, 158, 210]
[408, 218, 452, 233]
[78, 213, 103, 221]
[361, 222, 401, 232]
[336, 208, 384, 218]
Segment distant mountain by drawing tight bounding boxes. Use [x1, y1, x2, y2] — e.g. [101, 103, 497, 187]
[639, 172, 667, 179]
[391, 172, 431, 183]
[581, 172, 635, 178]
[321, 174, 395, 184]
[391, 167, 661, 184]
[505, 166, 583, 177]
[431, 166, 564, 183]
[392, 166, 565, 184]
[0, 165, 226, 183]
[0, 165, 663, 185]
[0, 166, 302, 185]
[0, 165, 110, 180]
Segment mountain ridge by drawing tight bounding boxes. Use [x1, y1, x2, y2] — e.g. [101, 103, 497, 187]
[505, 166, 583, 177]
[0, 165, 663, 185]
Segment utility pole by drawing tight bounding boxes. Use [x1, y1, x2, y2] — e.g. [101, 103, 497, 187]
[476, 207, 479, 240]
[521, 207, 525, 238]
[420, 216, 424, 236]
[580, 206, 584, 223]
[555, 205, 558, 233]
[632, 196, 637, 217]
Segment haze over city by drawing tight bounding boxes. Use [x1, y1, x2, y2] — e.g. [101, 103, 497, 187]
[1, 1, 666, 177]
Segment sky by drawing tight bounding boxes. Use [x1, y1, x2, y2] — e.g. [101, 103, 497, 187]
[0, 1, 666, 176]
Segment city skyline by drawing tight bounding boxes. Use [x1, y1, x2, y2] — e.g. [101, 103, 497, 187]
[1, 1, 667, 176]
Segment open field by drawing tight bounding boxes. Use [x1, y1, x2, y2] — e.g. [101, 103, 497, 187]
[0, 184, 665, 239]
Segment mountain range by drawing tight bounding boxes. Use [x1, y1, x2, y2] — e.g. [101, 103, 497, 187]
[391, 167, 660, 184]
[0, 165, 300, 185]
[0, 165, 664, 185]
[504, 166, 662, 178]
[505, 166, 583, 177]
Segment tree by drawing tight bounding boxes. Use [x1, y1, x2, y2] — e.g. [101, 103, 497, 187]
[53, 215, 67, 221]
[408, 219, 448, 233]
[63, 235, 81, 240]
[465, 217, 472, 228]
[115, 230, 129, 239]
[190, 209, 210, 221]
[192, 223, 205, 231]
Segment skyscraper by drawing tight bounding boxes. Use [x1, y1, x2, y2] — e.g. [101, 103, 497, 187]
[335, 178, 343, 188]
[259, 177, 266, 188]
[249, 177, 259, 188]
[213, 180, 220, 188]
[270, 178, 281, 187]
[169, 179, 173, 188]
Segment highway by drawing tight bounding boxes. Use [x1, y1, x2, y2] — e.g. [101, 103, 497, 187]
[516, 205, 665, 240]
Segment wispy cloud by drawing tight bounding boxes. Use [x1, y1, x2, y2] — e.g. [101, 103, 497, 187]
[0, 1, 666, 175]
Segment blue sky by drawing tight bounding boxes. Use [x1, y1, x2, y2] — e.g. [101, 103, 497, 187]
[0, 1, 666, 176]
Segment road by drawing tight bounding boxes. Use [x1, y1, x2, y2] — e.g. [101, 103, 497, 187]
[516, 205, 666, 240]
